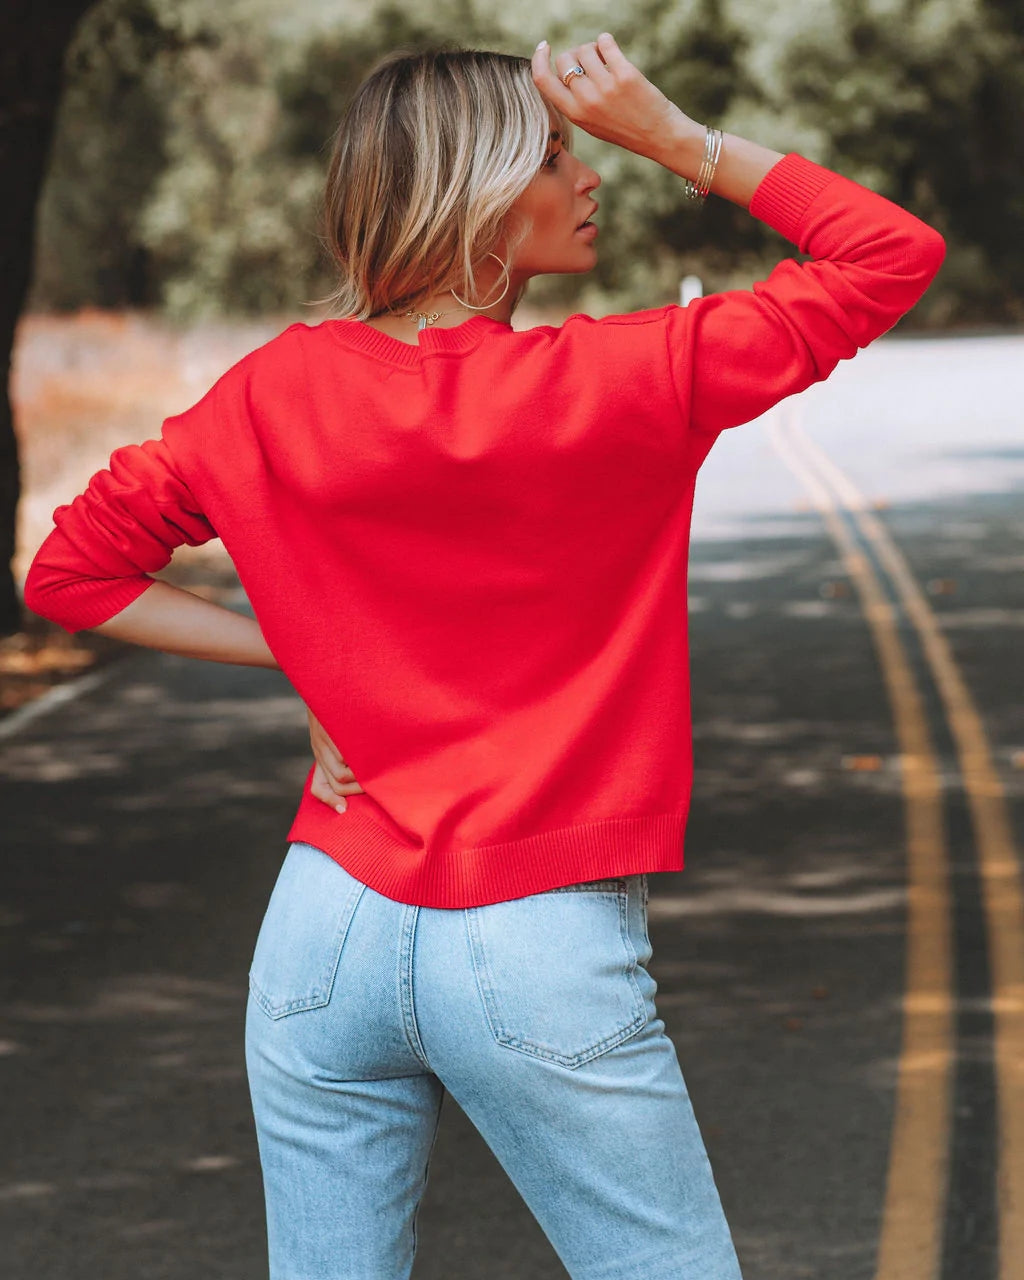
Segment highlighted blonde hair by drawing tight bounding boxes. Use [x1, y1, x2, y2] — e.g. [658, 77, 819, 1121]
[316, 46, 575, 320]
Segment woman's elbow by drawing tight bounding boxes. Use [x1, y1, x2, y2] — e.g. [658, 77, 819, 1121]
[21, 555, 104, 634]
[889, 225, 947, 316]
[21, 565, 71, 632]
[906, 225, 946, 294]
[920, 227, 947, 281]
[21, 562, 51, 622]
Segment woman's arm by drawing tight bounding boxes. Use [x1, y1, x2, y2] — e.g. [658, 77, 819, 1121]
[670, 152, 946, 437]
[23, 435, 279, 670]
[652, 122, 785, 210]
[533, 34, 785, 207]
[91, 579, 279, 668]
[534, 34, 946, 439]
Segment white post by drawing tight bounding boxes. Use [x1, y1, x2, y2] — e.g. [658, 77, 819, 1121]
[680, 274, 703, 306]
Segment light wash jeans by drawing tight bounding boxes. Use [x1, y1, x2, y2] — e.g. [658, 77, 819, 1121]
[244, 840, 743, 1280]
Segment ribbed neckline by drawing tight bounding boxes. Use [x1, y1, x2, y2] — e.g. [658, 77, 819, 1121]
[325, 313, 514, 368]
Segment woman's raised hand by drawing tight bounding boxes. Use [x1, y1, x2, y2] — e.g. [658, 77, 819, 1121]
[531, 32, 696, 164]
[307, 707, 365, 814]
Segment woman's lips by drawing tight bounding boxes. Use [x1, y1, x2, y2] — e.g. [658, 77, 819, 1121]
[575, 221, 598, 236]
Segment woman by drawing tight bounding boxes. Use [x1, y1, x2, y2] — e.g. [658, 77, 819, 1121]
[24, 33, 944, 1280]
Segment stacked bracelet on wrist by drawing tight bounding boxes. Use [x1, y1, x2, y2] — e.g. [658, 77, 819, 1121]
[683, 125, 724, 203]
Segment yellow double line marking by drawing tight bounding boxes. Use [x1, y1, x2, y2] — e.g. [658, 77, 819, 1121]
[769, 402, 1024, 1280]
[768, 407, 952, 1277]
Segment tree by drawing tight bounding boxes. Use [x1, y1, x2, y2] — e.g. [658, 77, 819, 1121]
[0, 0, 98, 635]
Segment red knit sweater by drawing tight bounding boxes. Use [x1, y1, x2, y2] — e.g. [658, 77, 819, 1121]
[23, 154, 945, 907]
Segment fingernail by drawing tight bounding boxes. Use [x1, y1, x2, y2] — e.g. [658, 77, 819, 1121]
[536, 39, 547, 50]
[336, 799, 347, 813]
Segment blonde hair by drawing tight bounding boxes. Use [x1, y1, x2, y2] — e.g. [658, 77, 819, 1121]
[315, 45, 576, 320]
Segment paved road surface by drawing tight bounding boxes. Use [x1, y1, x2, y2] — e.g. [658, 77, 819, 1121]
[2, 332, 1022, 1279]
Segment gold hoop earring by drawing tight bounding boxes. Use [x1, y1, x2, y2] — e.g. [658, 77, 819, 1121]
[449, 251, 511, 310]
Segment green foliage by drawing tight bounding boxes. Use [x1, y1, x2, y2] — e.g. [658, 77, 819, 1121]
[29, 0, 186, 309]
[28, 0, 1024, 326]
[135, 22, 315, 318]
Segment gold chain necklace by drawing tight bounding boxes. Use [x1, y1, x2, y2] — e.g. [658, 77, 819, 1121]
[392, 305, 472, 332]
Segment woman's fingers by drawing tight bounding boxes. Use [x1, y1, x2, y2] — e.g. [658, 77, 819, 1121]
[317, 768, 365, 798]
[570, 41, 614, 83]
[532, 32, 689, 160]
[309, 746, 364, 796]
[307, 709, 342, 760]
[552, 39, 613, 87]
[311, 761, 351, 814]
[316, 742, 353, 778]
[312, 732, 347, 779]
[592, 31, 633, 74]
[305, 705, 364, 798]
[531, 41, 577, 113]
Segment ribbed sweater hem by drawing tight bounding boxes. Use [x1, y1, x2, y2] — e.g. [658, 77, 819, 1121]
[749, 153, 843, 244]
[286, 804, 688, 908]
[30, 574, 156, 634]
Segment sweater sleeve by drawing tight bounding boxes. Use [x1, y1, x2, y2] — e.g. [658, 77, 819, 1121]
[666, 153, 947, 438]
[22, 436, 218, 634]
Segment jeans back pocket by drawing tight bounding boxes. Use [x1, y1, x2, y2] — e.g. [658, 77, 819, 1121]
[249, 842, 366, 1020]
[465, 878, 648, 1069]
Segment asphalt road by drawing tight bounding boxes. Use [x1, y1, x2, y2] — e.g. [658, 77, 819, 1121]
[2, 332, 1022, 1279]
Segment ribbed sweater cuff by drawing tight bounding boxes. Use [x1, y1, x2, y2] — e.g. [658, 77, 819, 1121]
[27, 575, 156, 634]
[748, 153, 842, 244]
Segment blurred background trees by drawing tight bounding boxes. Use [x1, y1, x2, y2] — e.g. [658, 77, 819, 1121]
[2, 0, 97, 635]
[26, 0, 1024, 328]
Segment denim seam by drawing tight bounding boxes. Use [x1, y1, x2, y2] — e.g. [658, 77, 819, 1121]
[397, 905, 432, 1070]
[464, 905, 502, 1047]
[638, 874, 652, 956]
[411, 1086, 446, 1260]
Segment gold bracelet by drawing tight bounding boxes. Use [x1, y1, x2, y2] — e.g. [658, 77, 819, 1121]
[683, 126, 723, 203]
